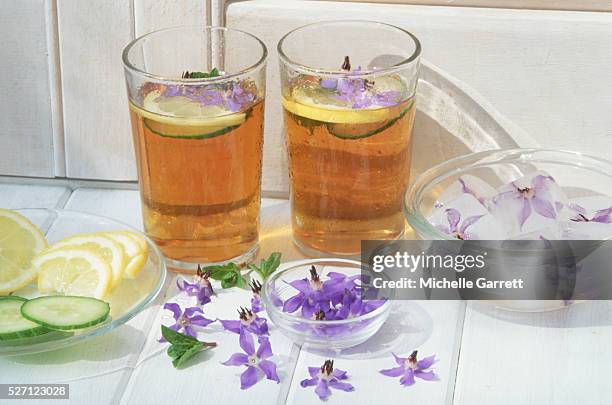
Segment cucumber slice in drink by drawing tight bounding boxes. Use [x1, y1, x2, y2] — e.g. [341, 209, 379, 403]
[327, 101, 414, 140]
[0, 296, 49, 340]
[21, 296, 110, 331]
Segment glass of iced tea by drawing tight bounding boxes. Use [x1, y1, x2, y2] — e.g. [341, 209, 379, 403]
[123, 27, 267, 271]
[278, 21, 421, 256]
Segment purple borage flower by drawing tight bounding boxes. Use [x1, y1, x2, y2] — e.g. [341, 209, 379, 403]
[319, 56, 402, 109]
[177, 265, 215, 305]
[569, 204, 612, 224]
[159, 303, 214, 341]
[219, 307, 269, 336]
[250, 279, 263, 313]
[492, 174, 557, 228]
[300, 360, 354, 400]
[159, 80, 257, 113]
[222, 330, 280, 389]
[435, 208, 483, 240]
[380, 350, 438, 386]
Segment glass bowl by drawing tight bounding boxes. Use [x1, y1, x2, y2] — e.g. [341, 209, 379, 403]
[405, 148, 612, 240]
[262, 259, 393, 349]
[0, 209, 167, 356]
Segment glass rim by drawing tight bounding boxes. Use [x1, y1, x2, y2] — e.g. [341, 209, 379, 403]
[122, 25, 268, 84]
[277, 20, 421, 77]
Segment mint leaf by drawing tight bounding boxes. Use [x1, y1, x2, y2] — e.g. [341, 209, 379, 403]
[248, 252, 282, 279]
[206, 262, 246, 289]
[161, 326, 216, 369]
[182, 68, 221, 79]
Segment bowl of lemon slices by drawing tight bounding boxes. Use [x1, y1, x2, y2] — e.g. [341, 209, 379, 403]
[0, 208, 166, 355]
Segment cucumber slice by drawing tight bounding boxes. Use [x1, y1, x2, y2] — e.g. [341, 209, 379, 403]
[143, 118, 241, 140]
[0, 296, 49, 340]
[21, 296, 110, 331]
[327, 100, 414, 140]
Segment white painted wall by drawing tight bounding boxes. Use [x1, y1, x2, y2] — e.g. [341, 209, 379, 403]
[0, 0, 611, 183]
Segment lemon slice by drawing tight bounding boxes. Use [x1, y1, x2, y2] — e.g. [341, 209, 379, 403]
[104, 231, 148, 279]
[0, 209, 47, 294]
[129, 90, 246, 139]
[46, 234, 125, 288]
[34, 248, 112, 299]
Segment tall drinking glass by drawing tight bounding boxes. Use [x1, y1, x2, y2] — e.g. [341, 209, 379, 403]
[278, 21, 421, 255]
[123, 27, 267, 271]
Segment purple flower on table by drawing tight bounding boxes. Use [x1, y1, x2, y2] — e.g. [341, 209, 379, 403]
[300, 360, 354, 400]
[380, 350, 438, 386]
[435, 208, 483, 240]
[569, 203, 612, 224]
[222, 330, 280, 389]
[249, 279, 263, 313]
[492, 174, 557, 229]
[219, 307, 269, 336]
[282, 266, 330, 318]
[159, 303, 214, 342]
[177, 265, 215, 305]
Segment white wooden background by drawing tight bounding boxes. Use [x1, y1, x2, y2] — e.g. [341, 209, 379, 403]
[0, 0, 611, 188]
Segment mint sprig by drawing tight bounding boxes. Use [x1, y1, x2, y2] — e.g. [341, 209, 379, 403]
[161, 325, 216, 368]
[182, 68, 220, 79]
[248, 252, 282, 279]
[206, 263, 248, 289]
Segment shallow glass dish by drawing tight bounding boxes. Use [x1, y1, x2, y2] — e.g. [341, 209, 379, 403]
[405, 148, 612, 240]
[0, 209, 166, 356]
[262, 259, 393, 349]
[404, 148, 612, 312]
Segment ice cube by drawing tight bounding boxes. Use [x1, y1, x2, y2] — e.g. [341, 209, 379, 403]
[435, 174, 497, 208]
[488, 170, 567, 238]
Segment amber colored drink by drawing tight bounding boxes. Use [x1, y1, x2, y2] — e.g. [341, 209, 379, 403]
[284, 87, 415, 255]
[129, 95, 264, 264]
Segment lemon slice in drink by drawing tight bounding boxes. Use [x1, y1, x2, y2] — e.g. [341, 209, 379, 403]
[130, 90, 247, 139]
[46, 234, 125, 288]
[0, 209, 47, 294]
[104, 231, 148, 279]
[34, 248, 112, 299]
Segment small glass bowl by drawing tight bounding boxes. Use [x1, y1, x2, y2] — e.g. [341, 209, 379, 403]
[405, 148, 612, 240]
[262, 259, 393, 349]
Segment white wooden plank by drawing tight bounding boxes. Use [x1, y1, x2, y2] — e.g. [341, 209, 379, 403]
[454, 301, 612, 405]
[316, 0, 612, 12]
[286, 301, 466, 405]
[227, 1, 612, 193]
[0, 183, 70, 209]
[58, 0, 136, 180]
[134, 0, 208, 35]
[0, 0, 55, 177]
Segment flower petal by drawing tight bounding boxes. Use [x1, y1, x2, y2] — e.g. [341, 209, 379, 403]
[332, 368, 348, 380]
[532, 197, 556, 219]
[417, 355, 436, 369]
[329, 380, 355, 392]
[282, 293, 304, 313]
[240, 366, 260, 390]
[256, 336, 273, 359]
[399, 369, 416, 386]
[190, 315, 214, 327]
[445, 208, 461, 231]
[380, 366, 405, 377]
[288, 279, 311, 293]
[518, 198, 532, 228]
[184, 306, 204, 317]
[163, 303, 182, 320]
[183, 325, 196, 338]
[239, 329, 255, 355]
[392, 353, 406, 366]
[258, 360, 280, 383]
[415, 370, 438, 381]
[219, 319, 242, 334]
[460, 214, 484, 233]
[300, 377, 319, 387]
[315, 380, 332, 400]
[308, 366, 320, 378]
[222, 353, 249, 366]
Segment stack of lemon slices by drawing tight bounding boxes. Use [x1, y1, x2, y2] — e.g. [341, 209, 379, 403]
[0, 209, 148, 300]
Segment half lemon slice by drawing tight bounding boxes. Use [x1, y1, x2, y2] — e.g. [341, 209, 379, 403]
[0, 209, 47, 294]
[104, 231, 148, 279]
[34, 248, 112, 300]
[46, 234, 125, 288]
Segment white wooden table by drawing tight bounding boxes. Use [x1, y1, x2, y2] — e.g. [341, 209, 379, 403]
[1, 182, 611, 405]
